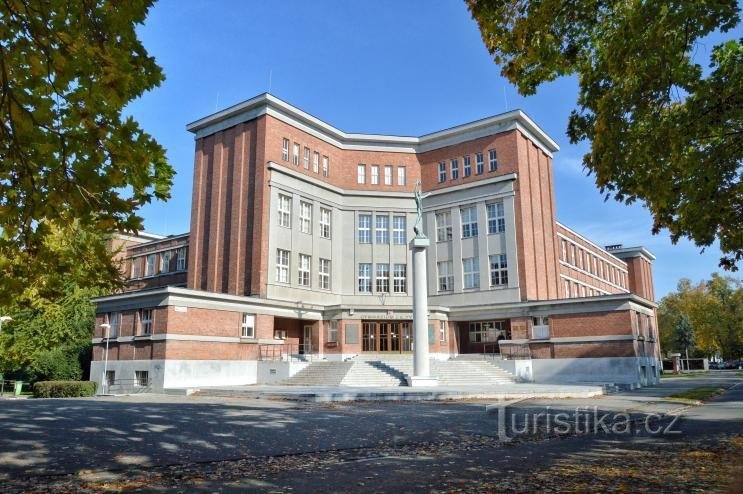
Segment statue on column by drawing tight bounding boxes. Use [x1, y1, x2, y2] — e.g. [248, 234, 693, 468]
[413, 180, 431, 238]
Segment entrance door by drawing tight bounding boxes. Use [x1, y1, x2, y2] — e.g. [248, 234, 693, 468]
[401, 322, 413, 352]
[362, 322, 376, 351]
[379, 323, 390, 352]
[302, 325, 313, 354]
[390, 323, 400, 352]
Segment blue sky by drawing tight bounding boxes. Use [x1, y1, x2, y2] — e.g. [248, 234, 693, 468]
[128, 0, 738, 299]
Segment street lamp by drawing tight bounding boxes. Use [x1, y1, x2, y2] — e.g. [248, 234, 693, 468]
[100, 323, 111, 395]
[0, 316, 12, 333]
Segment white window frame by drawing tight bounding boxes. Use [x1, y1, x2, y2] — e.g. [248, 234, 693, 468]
[397, 166, 406, 186]
[319, 207, 331, 239]
[131, 257, 141, 278]
[276, 249, 290, 283]
[438, 162, 446, 183]
[319, 258, 331, 290]
[489, 149, 497, 171]
[561, 239, 567, 261]
[358, 263, 372, 293]
[241, 313, 255, 338]
[392, 215, 406, 245]
[463, 257, 480, 289]
[489, 254, 508, 287]
[436, 211, 453, 242]
[451, 159, 459, 180]
[322, 155, 329, 177]
[281, 138, 289, 161]
[376, 263, 390, 293]
[107, 312, 120, 338]
[384, 165, 392, 185]
[328, 320, 338, 343]
[460, 206, 478, 238]
[358, 164, 366, 184]
[486, 202, 505, 234]
[375, 215, 389, 244]
[463, 155, 471, 177]
[299, 201, 312, 234]
[437, 260, 454, 292]
[564, 279, 571, 299]
[303, 146, 310, 169]
[358, 214, 372, 243]
[160, 251, 171, 273]
[371, 165, 379, 185]
[312, 151, 319, 173]
[176, 247, 186, 271]
[278, 194, 292, 228]
[292, 143, 300, 165]
[476, 152, 484, 174]
[139, 308, 153, 335]
[393, 263, 407, 293]
[298, 254, 311, 287]
[145, 254, 156, 277]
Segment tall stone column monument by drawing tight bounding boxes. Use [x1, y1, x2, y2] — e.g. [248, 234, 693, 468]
[407, 181, 439, 387]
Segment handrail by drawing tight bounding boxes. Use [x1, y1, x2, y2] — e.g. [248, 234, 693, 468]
[259, 343, 315, 362]
[498, 341, 532, 360]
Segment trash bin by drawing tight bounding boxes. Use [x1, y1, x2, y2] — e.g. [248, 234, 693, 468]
[14, 381, 23, 396]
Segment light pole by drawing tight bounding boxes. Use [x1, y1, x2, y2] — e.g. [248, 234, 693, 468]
[100, 323, 111, 395]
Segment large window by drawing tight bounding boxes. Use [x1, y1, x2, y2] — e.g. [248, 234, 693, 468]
[397, 166, 406, 186]
[469, 321, 505, 343]
[145, 254, 156, 277]
[561, 239, 567, 261]
[486, 201, 505, 234]
[488, 149, 497, 171]
[463, 155, 471, 177]
[241, 314, 255, 338]
[384, 165, 392, 185]
[451, 159, 459, 180]
[161, 251, 171, 273]
[281, 138, 289, 161]
[358, 263, 372, 293]
[299, 201, 312, 234]
[476, 152, 484, 174]
[278, 194, 292, 228]
[319, 258, 331, 290]
[489, 254, 508, 286]
[392, 216, 406, 244]
[276, 249, 290, 283]
[322, 155, 329, 177]
[393, 263, 407, 293]
[320, 208, 331, 239]
[292, 143, 300, 165]
[462, 257, 480, 289]
[439, 321, 447, 342]
[436, 211, 452, 242]
[176, 247, 187, 271]
[564, 279, 571, 299]
[312, 151, 319, 173]
[358, 164, 366, 184]
[437, 261, 454, 291]
[139, 308, 153, 335]
[107, 312, 120, 338]
[131, 258, 141, 278]
[298, 254, 311, 287]
[135, 370, 149, 387]
[438, 162, 446, 183]
[375, 215, 389, 244]
[570, 244, 576, 265]
[328, 320, 338, 343]
[303, 146, 310, 169]
[376, 263, 390, 293]
[358, 214, 372, 243]
[371, 165, 380, 185]
[460, 206, 478, 238]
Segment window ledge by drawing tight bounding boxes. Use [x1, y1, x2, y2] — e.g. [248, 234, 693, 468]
[134, 334, 152, 340]
[239, 337, 258, 344]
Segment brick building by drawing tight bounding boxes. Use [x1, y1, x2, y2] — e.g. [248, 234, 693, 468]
[91, 93, 661, 391]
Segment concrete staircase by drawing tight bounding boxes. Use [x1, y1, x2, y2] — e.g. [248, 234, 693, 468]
[280, 361, 353, 386]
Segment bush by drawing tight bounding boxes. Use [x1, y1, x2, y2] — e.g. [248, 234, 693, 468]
[28, 346, 83, 382]
[32, 380, 97, 398]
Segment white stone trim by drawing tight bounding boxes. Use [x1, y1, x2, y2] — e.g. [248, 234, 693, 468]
[559, 266, 629, 293]
[556, 231, 628, 271]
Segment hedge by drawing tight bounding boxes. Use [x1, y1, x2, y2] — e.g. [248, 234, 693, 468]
[32, 380, 98, 398]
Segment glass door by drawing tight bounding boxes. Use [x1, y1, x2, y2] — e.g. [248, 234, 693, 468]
[379, 323, 390, 352]
[362, 322, 376, 352]
[401, 322, 413, 352]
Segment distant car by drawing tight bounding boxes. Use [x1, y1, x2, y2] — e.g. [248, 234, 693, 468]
[709, 361, 726, 370]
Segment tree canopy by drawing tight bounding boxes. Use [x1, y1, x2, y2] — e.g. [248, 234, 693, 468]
[467, 0, 742, 270]
[0, 0, 174, 301]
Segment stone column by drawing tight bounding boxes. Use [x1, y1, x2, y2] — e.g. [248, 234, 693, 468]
[407, 237, 438, 387]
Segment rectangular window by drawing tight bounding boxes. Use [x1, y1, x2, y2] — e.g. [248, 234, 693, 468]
[278, 194, 292, 228]
[131, 258, 141, 278]
[241, 313, 255, 338]
[358, 164, 366, 184]
[358, 263, 372, 293]
[476, 152, 484, 174]
[578, 249, 584, 269]
[135, 370, 149, 387]
[376, 263, 390, 293]
[489, 254, 508, 286]
[397, 166, 406, 186]
[139, 308, 153, 335]
[384, 165, 392, 185]
[276, 249, 290, 283]
[599, 260, 604, 279]
[319, 258, 331, 290]
[145, 254, 156, 277]
[328, 320, 338, 343]
[358, 214, 372, 243]
[298, 254, 311, 287]
[564, 279, 571, 299]
[299, 201, 312, 234]
[392, 216, 406, 244]
[437, 261, 454, 291]
[322, 155, 329, 177]
[106, 370, 115, 387]
[371, 165, 380, 185]
[451, 159, 459, 180]
[488, 149, 497, 171]
[436, 211, 452, 242]
[319, 207, 331, 239]
[438, 162, 446, 183]
[573, 282, 579, 298]
[293, 143, 300, 165]
[439, 321, 447, 342]
[463, 155, 471, 177]
[176, 247, 186, 271]
[393, 263, 407, 293]
[486, 201, 505, 234]
[463, 257, 480, 289]
[561, 239, 567, 261]
[160, 251, 171, 273]
[375, 215, 389, 244]
[312, 151, 319, 173]
[460, 206, 479, 238]
[303, 147, 310, 169]
[469, 321, 506, 343]
[570, 244, 576, 265]
[282, 138, 289, 161]
[107, 312, 120, 338]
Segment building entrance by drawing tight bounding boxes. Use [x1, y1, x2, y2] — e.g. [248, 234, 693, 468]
[362, 321, 412, 352]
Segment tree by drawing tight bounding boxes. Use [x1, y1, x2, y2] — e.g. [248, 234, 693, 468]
[0, 0, 174, 300]
[467, 1, 742, 270]
[673, 314, 695, 369]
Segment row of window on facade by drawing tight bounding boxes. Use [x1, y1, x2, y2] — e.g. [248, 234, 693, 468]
[439, 150, 498, 183]
[277, 194, 333, 237]
[356, 164, 407, 186]
[130, 247, 187, 279]
[433, 202, 505, 242]
[275, 250, 334, 290]
[560, 238, 626, 289]
[437, 254, 508, 291]
[562, 278, 607, 299]
[104, 370, 149, 388]
[281, 138, 330, 177]
[104, 309, 257, 340]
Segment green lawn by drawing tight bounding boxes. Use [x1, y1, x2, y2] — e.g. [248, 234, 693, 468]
[664, 386, 724, 404]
